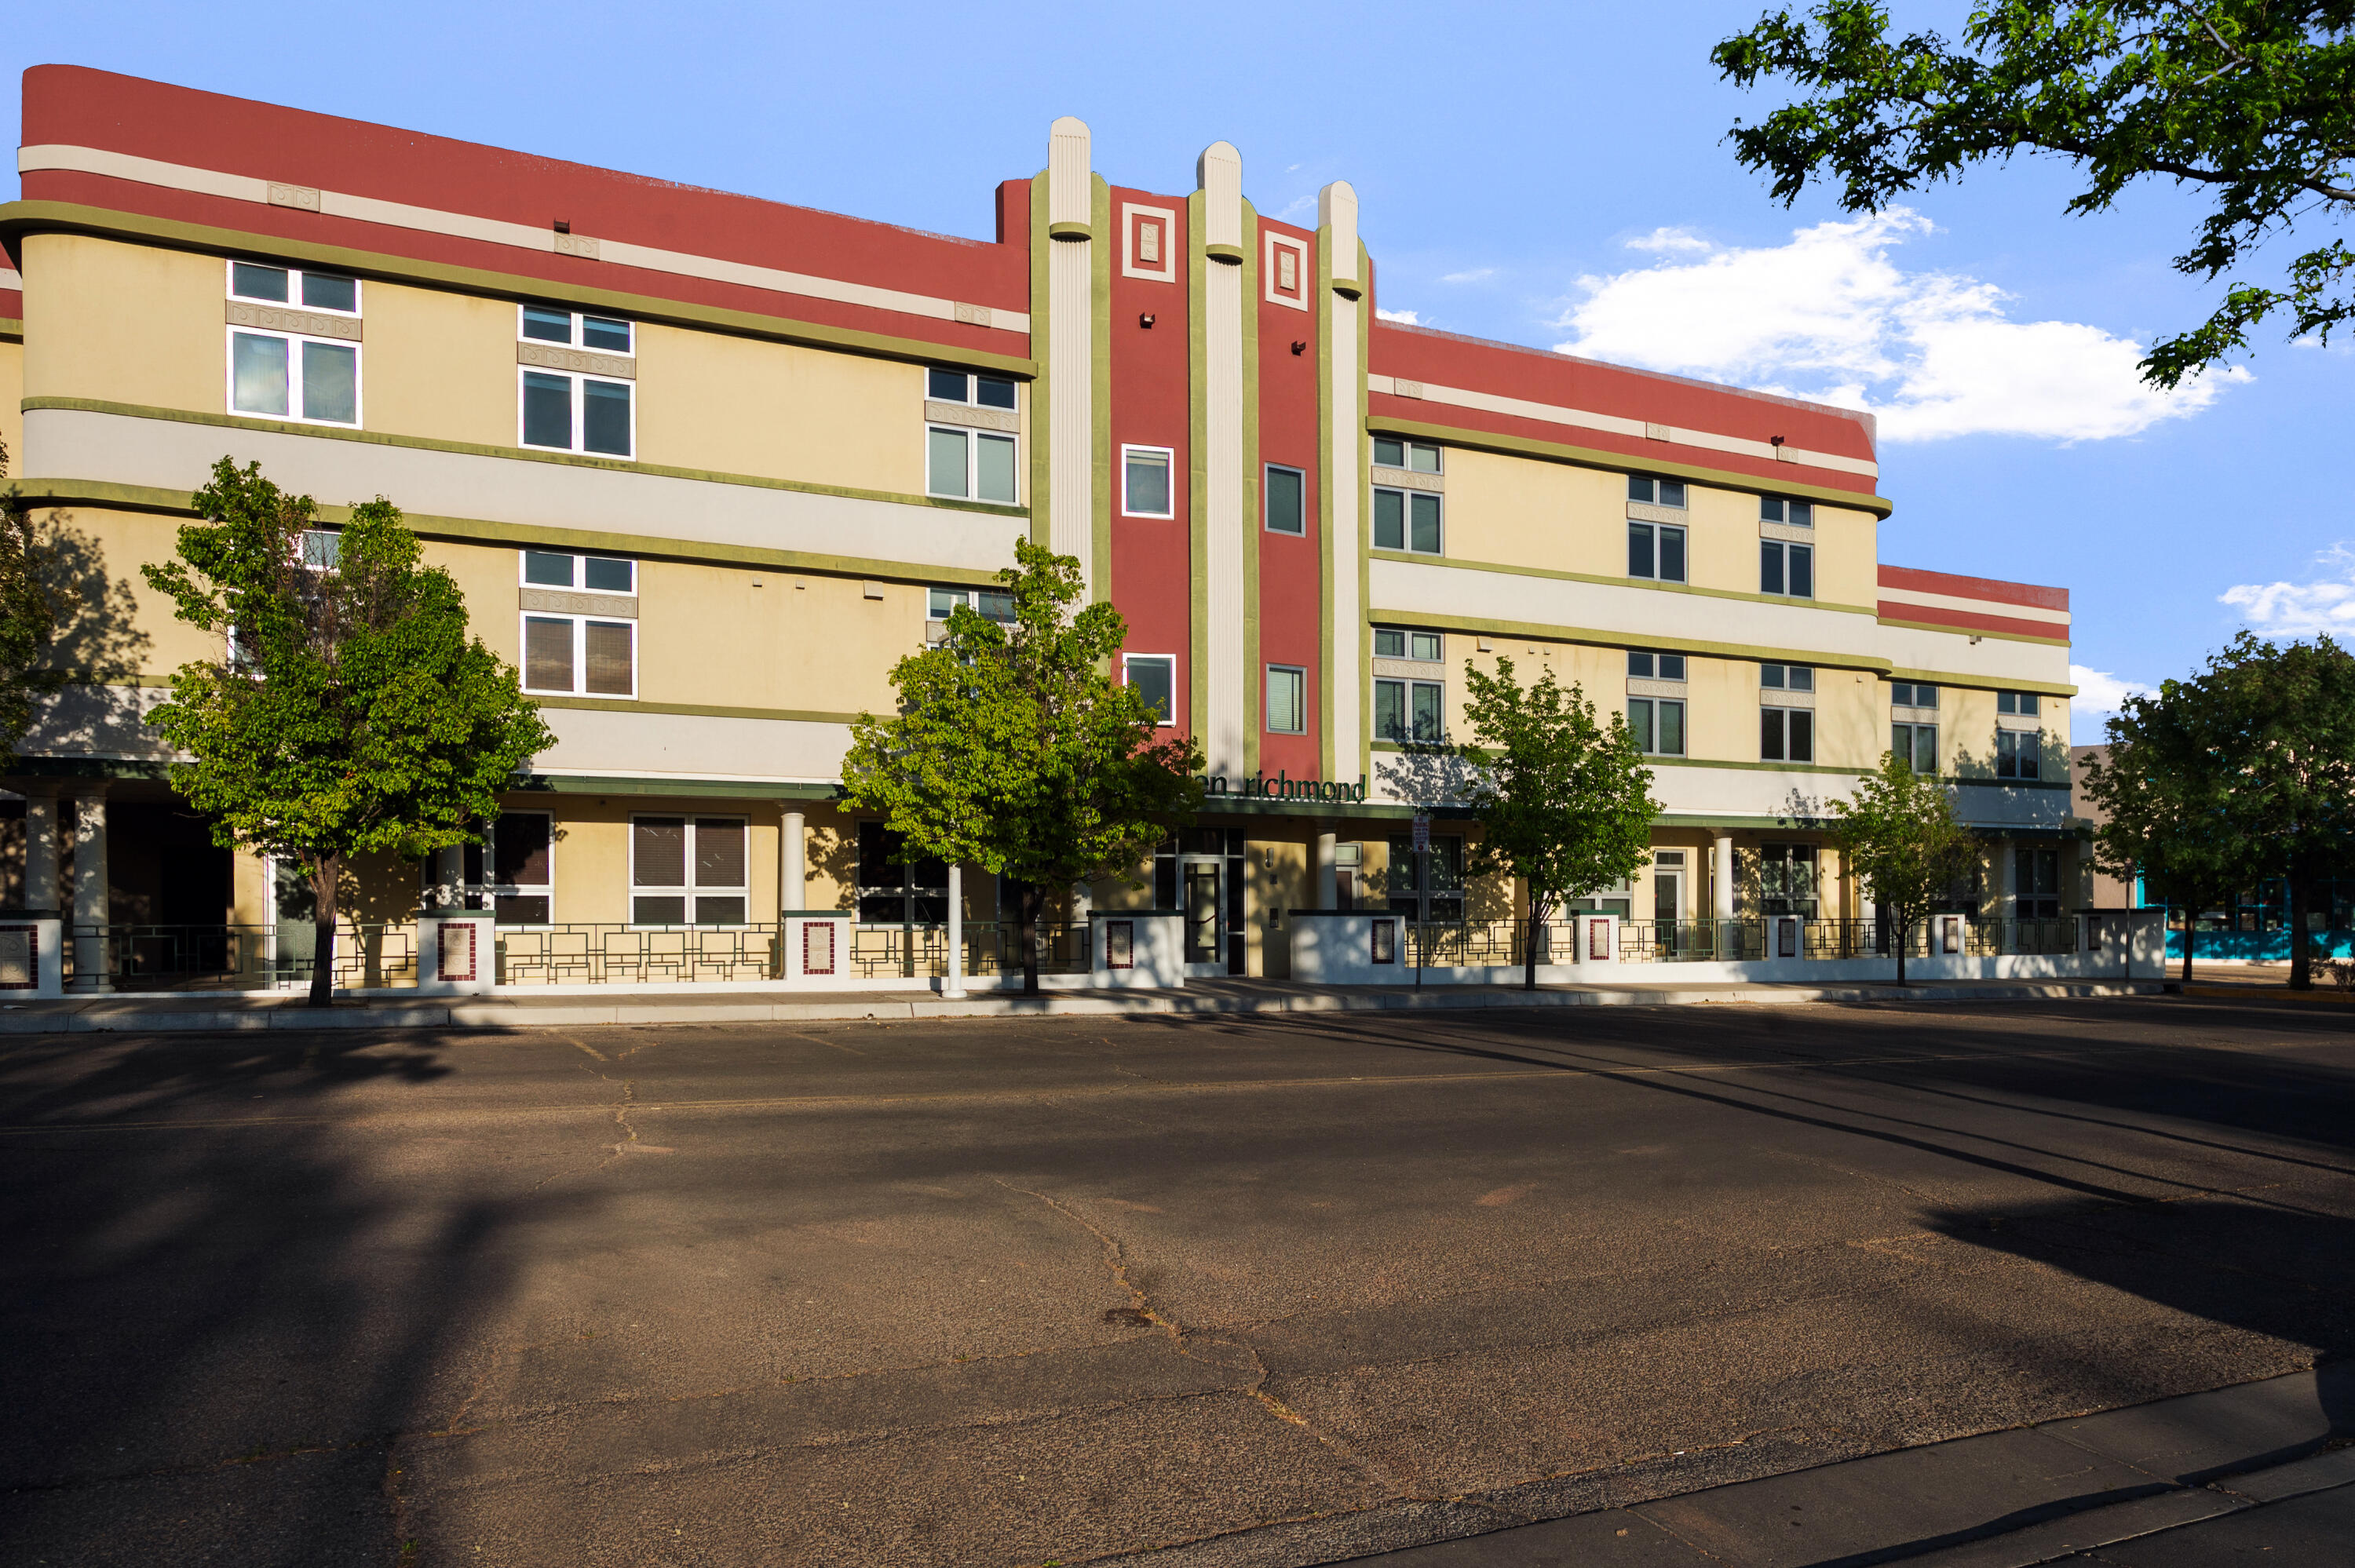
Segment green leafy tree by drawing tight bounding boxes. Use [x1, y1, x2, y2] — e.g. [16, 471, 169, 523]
[1714, 2, 2355, 386]
[841, 538, 1201, 994]
[1830, 752, 1980, 984]
[143, 458, 555, 1007]
[1457, 657, 1660, 990]
[2079, 673, 2258, 984]
[0, 438, 65, 768]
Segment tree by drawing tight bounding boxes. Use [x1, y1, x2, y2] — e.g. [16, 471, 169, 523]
[0, 438, 65, 768]
[1457, 657, 1660, 990]
[1714, 2, 2355, 387]
[840, 538, 1201, 995]
[2079, 672, 2258, 985]
[1829, 752, 1979, 984]
[143, 458, 555, 1007]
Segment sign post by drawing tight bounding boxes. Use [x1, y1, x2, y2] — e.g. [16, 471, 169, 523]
[1411, 812, 1430, 989]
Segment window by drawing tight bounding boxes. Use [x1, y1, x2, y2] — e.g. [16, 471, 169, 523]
[631, 817, 747, 926]
[926, 366, 1017, 409]
[1628, 475, 1687, 508]
[1892, 680, 1938, 708]
[1762, 539, 1814, 597]
[1376, 628, 1444, 662]
[2016, 846, 2061, 920]
[1891, 721, 1938, 772]
[1996, 728, 2043, 779]
[1372, 436, 1441, 472]
[857, 819, 948, 924]
[1761, 706, 1814, 763]
[1996, 690, 2041, 716]
[1760, 662, 1813, 691]
[1760, 496, 1814, 527]
[1386, 833, 1464, 922]
[520, 555, 637, 699]
[1375, 677, 1445, 742]
[929, 585, 1016, 622]
[1758, 843, 1819, 916]
[301, 531, 341, 570]
[1123, 446, 1173, 517]
[1627, 697, 1686, 756]
[1265, 464, 1305, 534]
[488, 811, 553, 926]
[1374, 484, 1443, 553]
[1265, 665, 1306, 734]
[519, 305, 633, 458]
[1628, 520, 1687, 582]
[1126, 654, 1176, 725]
[523, 550, 635, 594]
[1627, 651, 1687, 681]
[227, 262, 361, 427]
[927, 424, 1019, 504]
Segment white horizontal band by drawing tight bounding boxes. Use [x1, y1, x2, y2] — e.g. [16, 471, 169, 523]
[1879, 586, 2069, 625]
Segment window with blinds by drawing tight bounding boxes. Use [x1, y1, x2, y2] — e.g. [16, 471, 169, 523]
[631, 817, 748, 925]
[521, 615, 635, 696]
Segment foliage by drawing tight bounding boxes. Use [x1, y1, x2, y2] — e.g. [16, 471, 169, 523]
[1714, 2, 2355, 386]
[1828, 751, 1978, 983]
[1457, 656, 1660, 989]
[0, 438, 66, 768]
[840, 538, 1202, 993]
[143, 458, 555, 1005]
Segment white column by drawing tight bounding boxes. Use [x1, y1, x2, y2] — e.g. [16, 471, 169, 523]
[1320, 182, 1364, 788]
[944, 863, 966, 999]
[1200, 140, 1247, 777]
[781, 808, 805, 912]
[432, 844, 464, 909]
[22, 783, 58, 912]
[1315, 832, 1338, 909]
[1047, 117, 1095, 588]
[68, 787, 108, 992]
[1714, 833, 1736, 921]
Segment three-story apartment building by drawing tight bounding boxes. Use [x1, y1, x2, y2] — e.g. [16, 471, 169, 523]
[0, 67, 2081, 979]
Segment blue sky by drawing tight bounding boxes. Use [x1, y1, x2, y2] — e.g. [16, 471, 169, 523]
[8, 1, 2347, 737]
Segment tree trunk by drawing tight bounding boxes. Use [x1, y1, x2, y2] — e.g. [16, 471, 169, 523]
[2288, 870, 2313, 991]
[2181, 911, 2195, 985]
[1020, 881, 1040, 997]
[306, 853, 339, 1008]
[1895, 910, 1908, 987]
[1524, 886, 1546, 991]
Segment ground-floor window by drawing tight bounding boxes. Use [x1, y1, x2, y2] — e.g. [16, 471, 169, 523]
[1757, 841, 1818, 917]
[489, 812, 553, 924]
[2016, 846, 2061, 920]
[858, 821, 947, 924]
[632, 817, 747, 926]
[1386, 834, 1465, 922]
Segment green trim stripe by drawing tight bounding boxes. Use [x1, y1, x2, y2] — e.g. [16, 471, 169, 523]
[1377, 607, 1897, 673]
[2, 199, 1035, 378]
[1187, 191, 1210, 743]
[536, 695, 862, 724]
[1877, 615, 2069, 648]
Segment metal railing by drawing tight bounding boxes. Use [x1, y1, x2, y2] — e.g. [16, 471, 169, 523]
[62, 922, 421, 990]
[847, 921, 1091, 981]
[491, 924, 781, 986]
[1390, 916, 2083, 968]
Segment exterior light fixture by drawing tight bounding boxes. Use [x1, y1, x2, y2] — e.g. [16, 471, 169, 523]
[1139, 312, 1156, 328]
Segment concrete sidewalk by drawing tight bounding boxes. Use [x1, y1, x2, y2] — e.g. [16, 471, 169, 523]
[0, 975, 2164, 1031]
[1130, 1365, 2355, 1568]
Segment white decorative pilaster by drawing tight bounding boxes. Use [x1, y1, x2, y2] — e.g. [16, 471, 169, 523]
[1046, 117, 1095, 588]
[68, 786, 108, 992]
[1320, 181, 1364, 785]
[781, 808, 806, 911]
[21, 783, 58, 912]
[1200, 140, 1247, 779]
[1714, 833, 1737, 921]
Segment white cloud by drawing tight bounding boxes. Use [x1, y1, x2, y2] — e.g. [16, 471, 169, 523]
[2221, 543, 2355, 636]
[1375, 306, 1422, 325]
[1554, 209, 2244, 443]
[1440, 267, 1496, 284]
[2068, 664, 2155, 713]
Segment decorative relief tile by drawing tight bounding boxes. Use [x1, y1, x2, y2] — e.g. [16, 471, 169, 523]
[1760, 689, 1816, 708]
[1626, 500, 1688, 525]
[553, 232, 601, 260]
[923, 399, 1019, 432]
[953, 301, 992, 326]
[1389, 378, 1425, 399]
[225, 301, 362, 341]
[1891, 704, 1937, 720]
[266, 181, 321, 211]
[1371, 657, 1444, 679]
[1626, 678, 1689, 699]
[1645, 421, 1671, 440]
[520, 588, 638, 618]
[1370, 465, 1443, 494]
[516, 342, 636, 379]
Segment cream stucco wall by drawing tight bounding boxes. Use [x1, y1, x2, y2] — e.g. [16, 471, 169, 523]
[363, 283, 520, 450]
[0, 337, 24, 478]
[21, 234, 222, 414]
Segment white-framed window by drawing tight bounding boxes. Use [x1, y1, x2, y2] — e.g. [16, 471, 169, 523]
[522, 549, 635, 595]
[519, 304, 634, 459]
[1125, 654, 1176, 726]
[1761, 662, 1814, 691]
[520, 545, 638, 700]
[1374, 485, 1442, 554]
[1891, 680, 1939, 708]
[488, 811, 554, 926]
[1376, 628, 1444, 662]
[929, 585, 1017, 622]
[1996, 690, 2042, 717]
[227, 259, 362, 427]
[1122, 445, 1174, 517]
[1762, 706, 1814, 762]
[927, 366, 1017, 410]
[1762, 539, 1814, 598]
[301, 530, 341, 570]
[1265, 464, 1305, 534]
[1761, 495, 1814, 527]
[1375, 676, 1444, 742]
[1627, 697, 1685, 756]
[1265, 665, 1306, 734]
[522, 304, 632, 354]
[1892, 721, 1939, 773]
[1372, 436, 1441, 473]
[927, 425, 1019, 504]
[1629, 475, 1687, 508]
[1758, 842, 1819, 916]
[1627, 650, 1686, 681]
[1629, 520, 1687, 582]
[630, 816, 748, 927]
[1996, 728, 2043, 779]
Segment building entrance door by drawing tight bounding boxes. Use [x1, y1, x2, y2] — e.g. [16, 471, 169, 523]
[1652, 851, 1686, 956]
[1183, 861, 1221, 967]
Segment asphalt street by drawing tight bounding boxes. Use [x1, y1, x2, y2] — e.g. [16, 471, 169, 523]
[2, 995, 2350, 1566]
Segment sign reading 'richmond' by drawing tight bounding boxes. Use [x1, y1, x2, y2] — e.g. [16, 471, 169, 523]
[1197, 773, 1369, 804]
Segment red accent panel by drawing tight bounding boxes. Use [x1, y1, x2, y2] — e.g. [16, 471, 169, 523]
[1878, 563, 2068, 612]
[1106, 186, 1192, 742]
[22, 66, 1028, 315]
[1877, 603, 2071, 643]
[0, 287, 20, 321]
[1257, 214, 1323, 782]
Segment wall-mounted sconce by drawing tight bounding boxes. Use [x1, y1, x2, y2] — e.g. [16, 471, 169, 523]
[1139, 312, 1156, 329]
[1291, 340, 1307, 355]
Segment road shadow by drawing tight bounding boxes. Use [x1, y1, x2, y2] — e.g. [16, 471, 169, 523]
[0, 1032, 558, 1565]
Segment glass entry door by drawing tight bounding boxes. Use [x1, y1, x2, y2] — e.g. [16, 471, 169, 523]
[1184, 862, 1221, 965]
